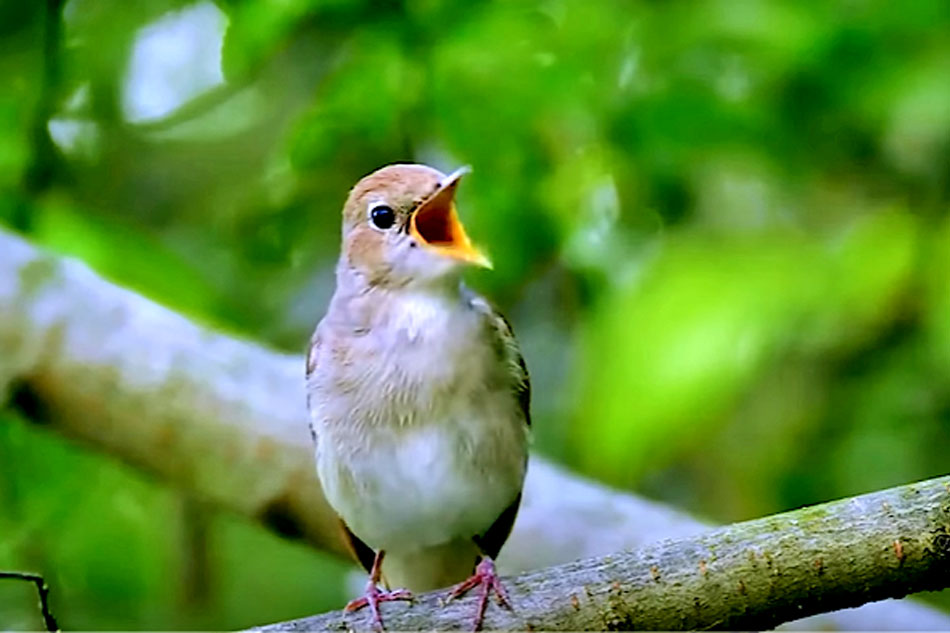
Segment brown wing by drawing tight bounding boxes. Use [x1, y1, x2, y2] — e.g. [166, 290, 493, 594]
[304, 329, 321, 444]
[464, 288, 529, 561]
[494, 310, 531, 427]
[308, 330, 376, 572]
[339, 517, 377, 574]
[464, 288, 531, 428]
[473, 493, 522, 561]
[305, 329, 320, 378]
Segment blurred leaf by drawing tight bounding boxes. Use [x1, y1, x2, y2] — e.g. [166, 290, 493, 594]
[31, 199, 224, 324]
[3, 0, 950, 626]
[222, 0, 323, 79]
[926, 219, 950, 374]
[288, 27, 418, 170]
[574, 212, 917, 484]
[0, 96, 30, 189]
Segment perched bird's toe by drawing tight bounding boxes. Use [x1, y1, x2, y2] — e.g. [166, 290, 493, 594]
[345, 582, 413, 631]
[447, 557, 512, 631]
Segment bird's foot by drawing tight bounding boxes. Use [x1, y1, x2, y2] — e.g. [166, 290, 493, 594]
[345, 580, 413, 631]
[447, 557, 512, 631]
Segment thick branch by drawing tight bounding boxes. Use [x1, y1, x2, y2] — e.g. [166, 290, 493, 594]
[1, 228, 948, 630]
[254, 475, 950, 631]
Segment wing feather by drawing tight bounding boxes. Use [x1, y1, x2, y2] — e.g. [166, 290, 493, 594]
[464, 287, 530, 560]
[464, 288, 531, 428]
[305, 329, 321, 444]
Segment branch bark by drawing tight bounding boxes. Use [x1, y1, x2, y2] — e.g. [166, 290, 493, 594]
[253, 475, 950, 631]
[1, 228, 948, 630]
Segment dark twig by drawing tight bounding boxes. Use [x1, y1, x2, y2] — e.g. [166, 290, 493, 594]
[0, 571, 60, 631]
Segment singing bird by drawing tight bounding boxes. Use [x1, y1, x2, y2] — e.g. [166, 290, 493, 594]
[305, 164, 530, 630]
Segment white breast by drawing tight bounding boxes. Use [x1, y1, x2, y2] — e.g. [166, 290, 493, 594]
[386, 291, 446, 343]
[310, 288, 528, 554]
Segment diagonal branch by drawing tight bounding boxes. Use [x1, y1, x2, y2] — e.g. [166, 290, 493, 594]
[0, 227, 948, 630]
[252, 475, 950, 631]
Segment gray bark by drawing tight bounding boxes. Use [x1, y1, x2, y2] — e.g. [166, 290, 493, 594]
[1, 228, 948, 630]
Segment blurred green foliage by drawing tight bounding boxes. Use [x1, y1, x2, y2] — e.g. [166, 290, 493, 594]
[1, 0, 948, 628]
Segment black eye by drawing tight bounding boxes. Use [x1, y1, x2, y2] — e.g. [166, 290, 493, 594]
[370, 204, 396, 230]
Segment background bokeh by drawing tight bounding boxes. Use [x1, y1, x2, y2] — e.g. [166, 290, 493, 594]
[1, 0, 949, 628]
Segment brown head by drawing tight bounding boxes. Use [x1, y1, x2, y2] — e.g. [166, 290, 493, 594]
[337, 163, 489, 288]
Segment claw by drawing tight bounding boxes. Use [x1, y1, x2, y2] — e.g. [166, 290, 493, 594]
[344, 551, 412, 631]
[447, 557, 512, 631]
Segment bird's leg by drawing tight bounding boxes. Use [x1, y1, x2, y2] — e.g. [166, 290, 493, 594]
[447, 556, 512, 631]
[344, 550, 413, 631]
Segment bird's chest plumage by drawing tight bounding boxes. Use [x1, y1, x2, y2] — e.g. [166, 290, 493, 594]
[309, 295, 527, 552]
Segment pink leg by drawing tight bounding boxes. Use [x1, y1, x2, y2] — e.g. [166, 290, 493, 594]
[447, 557, 512, 631]
[344, 551, 413, 631]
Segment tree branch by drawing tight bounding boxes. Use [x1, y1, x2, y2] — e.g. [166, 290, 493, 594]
[252, 475, 950, 631]
[1, 228, 948, 630]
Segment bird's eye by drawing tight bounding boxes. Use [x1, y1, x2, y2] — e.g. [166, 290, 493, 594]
[369, 204, 396, 230]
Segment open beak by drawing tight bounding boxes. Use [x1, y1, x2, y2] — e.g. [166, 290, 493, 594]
[410, 166, 492, 268]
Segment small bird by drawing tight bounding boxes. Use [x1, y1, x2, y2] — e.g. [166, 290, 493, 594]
[306, 164, 530, 631]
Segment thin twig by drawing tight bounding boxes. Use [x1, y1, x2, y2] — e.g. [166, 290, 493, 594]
[0, 571, 60, 631]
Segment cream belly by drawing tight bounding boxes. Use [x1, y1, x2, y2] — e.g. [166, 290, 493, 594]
[316, 417, 525, 553]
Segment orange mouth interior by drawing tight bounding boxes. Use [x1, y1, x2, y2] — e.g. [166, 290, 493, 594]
[409, 171, 491, 268]
[413, 202, 463, 246]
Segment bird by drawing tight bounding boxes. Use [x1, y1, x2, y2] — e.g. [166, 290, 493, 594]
[305, 163, 530, 631]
